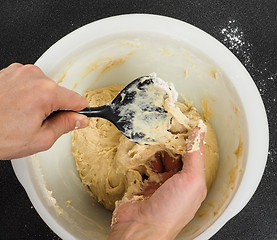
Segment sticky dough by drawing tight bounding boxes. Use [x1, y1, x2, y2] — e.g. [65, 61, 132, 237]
[72, 84, 219, 211]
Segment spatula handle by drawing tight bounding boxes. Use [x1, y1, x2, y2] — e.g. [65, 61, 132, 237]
[76, 106, 111, 118]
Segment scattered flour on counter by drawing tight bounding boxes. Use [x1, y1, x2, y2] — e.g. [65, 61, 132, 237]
[219, 19, 252, 67]
[219, 19, 277, 99]
[219, 19, 277, 178]
[221, 20, 244, 49]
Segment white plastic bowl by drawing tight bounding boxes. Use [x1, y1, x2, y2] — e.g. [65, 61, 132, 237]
[12, 14, 268, 240]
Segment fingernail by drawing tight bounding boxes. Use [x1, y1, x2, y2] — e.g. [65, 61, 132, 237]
[75, 116, 89, 130]
[75, 120, 81, 129]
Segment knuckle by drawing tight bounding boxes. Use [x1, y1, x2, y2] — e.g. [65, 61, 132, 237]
[0, 63, 22, 74]
[9, 62, 23, 68]
[185, 171, 206, 190]
[62, 113, 76, 133]
[35, 78, 57, 99]
[20, 64, 41, 74]
[37, 77, 56, 90]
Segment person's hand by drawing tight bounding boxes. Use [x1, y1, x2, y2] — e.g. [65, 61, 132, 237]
[108, 127, 207, 240]
[0, 63, 89, 160]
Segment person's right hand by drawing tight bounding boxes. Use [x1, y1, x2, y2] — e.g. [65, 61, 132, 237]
[109, 127, 207, 240]
[0, 63, 89, 160]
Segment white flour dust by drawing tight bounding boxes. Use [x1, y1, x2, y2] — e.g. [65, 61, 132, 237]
[219, 19, 277, 97]
[221, 20, 245, 50]
[220, 19, 252, 66]
[219, 19, 277, 172]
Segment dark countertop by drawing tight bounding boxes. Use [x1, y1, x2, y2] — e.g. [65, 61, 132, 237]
[0, 1, 276, 239]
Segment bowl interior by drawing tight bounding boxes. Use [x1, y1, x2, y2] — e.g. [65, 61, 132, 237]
[23, 31, 248, 240]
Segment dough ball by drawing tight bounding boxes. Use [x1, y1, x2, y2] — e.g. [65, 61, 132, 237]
[72, 85, 219, 210]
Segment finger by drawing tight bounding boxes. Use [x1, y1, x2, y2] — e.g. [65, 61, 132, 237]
[141, 182, 160, 196]
[146, 151, 182, 197]
[140, 171, 177, 197]
[182, 128, 205, 174]
[149, 152, 164, 173]
[44, 111, 89, 135]
[150, 151, 183, 173]
[37, 112, 89, 150]
[163, 152, 183, 172]
[53, 85, 89, 111]
[160, 171, 178, 182]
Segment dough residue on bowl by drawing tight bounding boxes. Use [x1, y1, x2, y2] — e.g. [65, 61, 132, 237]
[72, 82, 219, 211]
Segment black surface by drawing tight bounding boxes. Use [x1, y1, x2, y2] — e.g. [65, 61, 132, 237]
[0, 1, 276, 239]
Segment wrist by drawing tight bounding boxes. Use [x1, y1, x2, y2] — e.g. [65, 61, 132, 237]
[108, 221, 178, 240]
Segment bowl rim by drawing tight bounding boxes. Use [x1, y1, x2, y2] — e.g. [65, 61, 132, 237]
[12, 13, 269, 240]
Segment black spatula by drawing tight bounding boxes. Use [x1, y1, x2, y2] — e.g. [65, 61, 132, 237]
[76, 75, 170, 143]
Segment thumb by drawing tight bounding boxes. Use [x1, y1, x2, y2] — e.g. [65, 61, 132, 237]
[38, 112, 89, 150]
[44, 111, 89, 135]
[182, 126, 206, 174]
